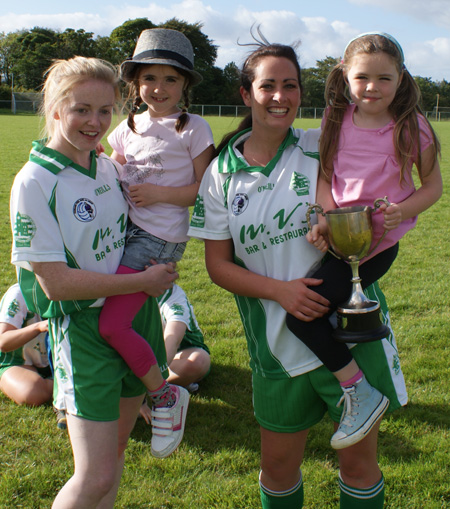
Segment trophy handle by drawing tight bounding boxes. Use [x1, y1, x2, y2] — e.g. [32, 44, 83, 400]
[306, 203, 340, 259]
[367, 196, 391, 257]
[306, 203, 324, 232]
[373, 196, 391, 211]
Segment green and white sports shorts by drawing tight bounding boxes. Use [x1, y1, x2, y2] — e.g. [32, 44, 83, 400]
[252, 339, 407, 433]
[49, 298, 167, 422]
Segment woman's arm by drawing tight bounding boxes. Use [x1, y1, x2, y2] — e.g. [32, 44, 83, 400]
[204, 239, 330, 322]
[110, 150, 127, 165]
[30, 261, 178, 302]
[127, 145, 215, 208]
[307, 174, 336, 252]
[0, 320, 48, 353]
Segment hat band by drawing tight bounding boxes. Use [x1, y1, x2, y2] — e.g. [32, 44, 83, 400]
[132, 49, 194, 70]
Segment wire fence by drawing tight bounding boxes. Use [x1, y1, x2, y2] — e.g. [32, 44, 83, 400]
[1, 98, 449, 121]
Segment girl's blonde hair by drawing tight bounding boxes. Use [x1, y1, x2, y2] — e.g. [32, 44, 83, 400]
[125, 65, 192, 134]
[320, 33, 440, 184]
[40, 56, 121, 140]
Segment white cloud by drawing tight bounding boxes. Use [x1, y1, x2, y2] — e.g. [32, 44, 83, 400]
[0, 12, 111, 35]
[107, 0, 224, 32]
[348, 0, 450, 29]
[0, 1, 448, 80]
[407, 37, 450, 80]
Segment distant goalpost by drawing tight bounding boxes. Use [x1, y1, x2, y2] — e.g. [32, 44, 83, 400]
[11, 92, 43, 114]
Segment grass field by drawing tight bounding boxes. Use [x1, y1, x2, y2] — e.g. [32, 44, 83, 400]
[0, 113, 449, 508]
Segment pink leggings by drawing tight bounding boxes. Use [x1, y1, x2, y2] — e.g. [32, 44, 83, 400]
[99, 265, 157, 377]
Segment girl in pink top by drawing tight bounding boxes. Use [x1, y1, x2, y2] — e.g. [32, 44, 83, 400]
[286, 32, 442, 450]
[98, 28, 214, 458]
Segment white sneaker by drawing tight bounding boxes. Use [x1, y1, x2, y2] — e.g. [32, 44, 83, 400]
[151, 385, 189, 458]
[330, 376, 389, 450]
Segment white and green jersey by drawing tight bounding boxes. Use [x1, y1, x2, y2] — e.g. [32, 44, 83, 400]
[189, 127, 403, 386]
[157, 284, 209, 353]
[0, 283, 48, 371]
[10, 141, 129, 318]
[189, 127, 326, 378]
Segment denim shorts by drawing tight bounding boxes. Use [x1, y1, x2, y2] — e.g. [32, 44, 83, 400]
[120, 221, 186, 270]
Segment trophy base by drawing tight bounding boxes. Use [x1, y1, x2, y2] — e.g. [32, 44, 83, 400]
[332, 301, 391, 343]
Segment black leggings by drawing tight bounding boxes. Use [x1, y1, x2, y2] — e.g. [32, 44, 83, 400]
[286, 244, 399, 372]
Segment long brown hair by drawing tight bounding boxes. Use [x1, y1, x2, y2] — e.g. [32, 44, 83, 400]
[124, 65, 193, 134]
[320, 33, 440, 184]
[214, 28, 303, 156]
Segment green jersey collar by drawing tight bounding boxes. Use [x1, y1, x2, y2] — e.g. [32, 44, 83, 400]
[218, 127, 298, 177]
[29, 140, 98, 178]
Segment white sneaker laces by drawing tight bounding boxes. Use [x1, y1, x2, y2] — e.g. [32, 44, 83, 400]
[336, 386, 359, 428]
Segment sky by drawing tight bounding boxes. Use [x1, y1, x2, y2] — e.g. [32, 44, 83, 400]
[1, 0, 450, 82]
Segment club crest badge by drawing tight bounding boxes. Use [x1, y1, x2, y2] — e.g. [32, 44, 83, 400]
[14, 212, 37, 248]
[73, 198, 96, 222]
[290, 172, 310, 196]
[231, 193, 249, 216]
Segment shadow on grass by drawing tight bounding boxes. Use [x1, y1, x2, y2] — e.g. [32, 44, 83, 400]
[131, 361, 260, 454]
[377, 401, 450, 461]
[131, 368, 450, 462]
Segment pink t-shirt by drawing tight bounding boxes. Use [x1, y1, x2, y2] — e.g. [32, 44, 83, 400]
[108, 112, 214, 243]
[322, 104, 434, 259]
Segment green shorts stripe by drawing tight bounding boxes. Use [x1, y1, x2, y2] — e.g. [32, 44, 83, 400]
[50, 298, 166, 422]
[252, 338, 407, 433]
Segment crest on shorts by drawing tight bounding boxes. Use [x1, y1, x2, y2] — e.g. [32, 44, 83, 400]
[231, 193, 249, 216]
[73, 198, 96, 222]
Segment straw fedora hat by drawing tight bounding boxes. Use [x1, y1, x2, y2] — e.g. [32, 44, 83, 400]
[120, 28, 203, 85]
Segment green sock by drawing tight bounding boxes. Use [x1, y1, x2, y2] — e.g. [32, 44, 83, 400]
[339, 473, 384, 508]
[259, 471, 303, 508]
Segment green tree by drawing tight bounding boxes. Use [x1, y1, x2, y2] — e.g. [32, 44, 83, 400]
[159, 18, 217, 70]
[11, 27, 59, 90]
[415, 76, 439, 111]
[95, 35, 118, 64]
[438, 80, 450, 108]
[0, 31, 22, 85]
[109, 18, 156, 64]
[192, 65, 224, 104]
[57, 28, 96, 59]
[221, 62, 242, 105]
[8, 27, 100, 90]
[301, 56, 338, 107]
[157, 19, 219, 104]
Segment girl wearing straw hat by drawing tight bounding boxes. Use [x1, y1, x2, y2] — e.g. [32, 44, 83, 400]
[98, 28, 214, 458]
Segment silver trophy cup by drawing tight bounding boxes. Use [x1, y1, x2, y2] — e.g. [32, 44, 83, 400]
[306, 197, 391, 343]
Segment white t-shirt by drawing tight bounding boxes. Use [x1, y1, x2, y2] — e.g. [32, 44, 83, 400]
[189, 127, 406, 399]
[10, 141, 129, 317]
[189, 127, 325, 378]
[157, 284, 207, 351]
[108, 112, 214, 243]
[158, 284, 201, 332]
[0, 283, 48, 368]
